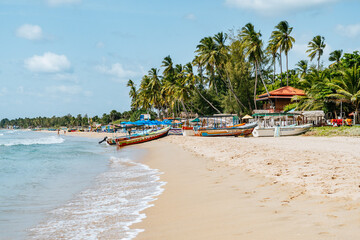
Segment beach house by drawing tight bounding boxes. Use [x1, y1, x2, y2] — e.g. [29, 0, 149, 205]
[256, 86, 306, 112]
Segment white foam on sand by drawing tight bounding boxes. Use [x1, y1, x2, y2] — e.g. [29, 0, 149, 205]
[29, 155, 165, 240]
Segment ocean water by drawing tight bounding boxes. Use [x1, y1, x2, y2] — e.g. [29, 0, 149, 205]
[0, 130, 164, 240]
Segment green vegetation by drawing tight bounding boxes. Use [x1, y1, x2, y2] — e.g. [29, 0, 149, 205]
[0, 109, 157, 129]
[126, 21, 360, 123]
[305, 126, 360, 137]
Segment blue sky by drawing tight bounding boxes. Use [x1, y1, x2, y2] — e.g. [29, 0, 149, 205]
[1, 0, 359, 119]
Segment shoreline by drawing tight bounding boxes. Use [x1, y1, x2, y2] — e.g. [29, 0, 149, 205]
[35, 131, 360, 238]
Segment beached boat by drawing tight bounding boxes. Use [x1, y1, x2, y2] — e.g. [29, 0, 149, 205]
[168, 127, 183, 135]
[106, 129, 153, 145]
[194, 122, 257, 137]
[252, 124, 312, 137]
[182, 126, 195, 136]
[116, 127, 170, 147]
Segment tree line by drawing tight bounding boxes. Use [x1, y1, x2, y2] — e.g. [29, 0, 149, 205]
[0, 109, 157, 129]
[127, 21, 360, 122]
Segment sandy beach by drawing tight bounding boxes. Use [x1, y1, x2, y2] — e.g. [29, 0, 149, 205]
[133, 136, 360, 239]
[51, 131, 360, 239]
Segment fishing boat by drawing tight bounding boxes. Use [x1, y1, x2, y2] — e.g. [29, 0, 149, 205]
[117, 127, 170, 147]
[106, 129, 153, 145]
[252, 124, 312, 137]
[182, 126, 195, 136]
[194, 122, 257, 137]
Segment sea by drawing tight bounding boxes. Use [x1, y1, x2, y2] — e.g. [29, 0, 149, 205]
[0, 130, 164, 240]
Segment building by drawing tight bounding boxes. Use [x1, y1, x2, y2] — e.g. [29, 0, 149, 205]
[256, 86, 306, 112]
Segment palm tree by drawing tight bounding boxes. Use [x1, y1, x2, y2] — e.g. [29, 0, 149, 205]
[195, 36, 219, 93]
[329, 49, 343, 67]
[328, 65, 360, 123]
[270, 21, 295, 86]
[266, 41, 280, 83]
[295, 60, 308, 78]
[240, 23, 271, 109]
[306, 35, 326, 71]
[126, 79, 137, 109]
[184, 62, 221, 114]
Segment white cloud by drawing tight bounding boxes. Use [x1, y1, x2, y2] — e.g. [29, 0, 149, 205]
[225, 0, 338, 15]
[46, 0, 81, 6]
[25, 52, 71, 73]
[184, 13, 196, 20]
[16, 24, 43, 40]
[96, 63, 140, 81]
[336, 23, 360, 38]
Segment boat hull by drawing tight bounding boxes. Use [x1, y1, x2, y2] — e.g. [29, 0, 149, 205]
[194, 122, 257, 137]
[117, 127, 170, 147]
[252, 124, 312, 137]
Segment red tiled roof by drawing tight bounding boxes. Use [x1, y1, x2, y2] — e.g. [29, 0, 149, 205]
[257, 86, 305, 99]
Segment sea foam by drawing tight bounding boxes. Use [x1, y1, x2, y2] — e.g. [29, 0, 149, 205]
[29, 155, 165, 239]
[1, 136, 64, 146]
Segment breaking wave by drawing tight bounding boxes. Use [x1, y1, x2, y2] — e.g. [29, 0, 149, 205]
[1, 136, 65, 146]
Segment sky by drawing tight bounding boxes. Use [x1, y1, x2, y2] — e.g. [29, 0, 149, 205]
[1, 0, 360, 119]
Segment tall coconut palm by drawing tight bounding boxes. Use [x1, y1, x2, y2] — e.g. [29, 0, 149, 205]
[184, 62, 221, 114]
[328, 65, 360, 123]
[270, 21, 295, 86]
[195, 36, 219, 93]
[329, 49, 343, 67]
[306, 35, 326, 71]
[266, 41, 280, 83]
[240, 23, 271, 109]
[126, 79, 137, 109]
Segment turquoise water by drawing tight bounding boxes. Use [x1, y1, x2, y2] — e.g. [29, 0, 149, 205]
[0, 130, 164, 240]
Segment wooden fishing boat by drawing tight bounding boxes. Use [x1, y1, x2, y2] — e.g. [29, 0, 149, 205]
[252, 124, 312, 137]
[182, 126, 194, 136]
[194, 122, 257, 137]
[106, 129, 153, 145]
[117, 127, 170, 147]
[168, 127, 183, 135]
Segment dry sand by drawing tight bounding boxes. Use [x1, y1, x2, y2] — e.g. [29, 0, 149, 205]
[133, 136, 360, 239]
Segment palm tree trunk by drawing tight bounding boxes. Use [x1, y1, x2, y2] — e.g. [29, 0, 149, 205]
[256, 60, 273, 108]
[273, 56, 276, 84]
[181, 100, 188, 118]
[254, 64, 258, 110]
[286, 52, 289, 86]
[279, 50, 283, 85]
[317, 56, 320, 71]
[219, 70, 248, 112]
[195, 88, 221, 114]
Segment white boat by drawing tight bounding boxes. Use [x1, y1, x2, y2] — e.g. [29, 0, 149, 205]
[252, 124, 312, 137]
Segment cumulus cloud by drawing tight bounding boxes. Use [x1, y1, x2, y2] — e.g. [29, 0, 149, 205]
[46, 0, 81, 7]
[16, 24, 43, 40]
[225, 0, 338, 15]
[336, 23, 360, 38]
[96, 63, 140, 81]
[25, 52, 71, 73]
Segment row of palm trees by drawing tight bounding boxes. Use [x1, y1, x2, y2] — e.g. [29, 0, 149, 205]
[126, 21, 358, 121]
